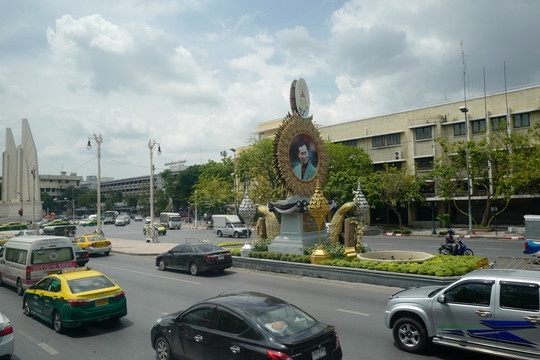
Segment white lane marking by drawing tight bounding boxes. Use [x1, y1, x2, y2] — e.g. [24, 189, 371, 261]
[337, 308, 370, 317]
[17, 330, 59, 355]
[96, 263, 200, 285]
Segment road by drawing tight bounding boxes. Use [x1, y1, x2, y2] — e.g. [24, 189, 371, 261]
[0, 221, 521, 359]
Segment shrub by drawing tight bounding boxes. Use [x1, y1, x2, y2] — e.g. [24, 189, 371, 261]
[252, 239, 272, 252]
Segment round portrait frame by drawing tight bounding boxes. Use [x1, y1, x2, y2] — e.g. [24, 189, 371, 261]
[273, 112, 327, 197]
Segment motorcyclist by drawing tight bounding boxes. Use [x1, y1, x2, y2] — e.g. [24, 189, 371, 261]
[445, 228, 458, 255]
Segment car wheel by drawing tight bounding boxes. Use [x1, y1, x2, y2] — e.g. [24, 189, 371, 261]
[217, 230, 222, 237]
[0, 272, 3, 287]
[189, 262, 199, 276]
[23, 297, 31, 316]
[234, 232, 239, 238]
[463, 249, 474, 256]
[104, 251, 110, 256]
[155, 336, 172, 360]
[158, 259, 167, 271]
[53, 311, 64, 333]
[393, 317, 428, 353]
[16, 278, 24, 296]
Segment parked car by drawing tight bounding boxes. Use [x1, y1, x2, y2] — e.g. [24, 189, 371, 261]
[384, 269, 540, 359]
[0, 312, 14, 358]
[143, 223, 166, 236]
[151, 291, 342, 360]
[73, 234, 111, 255]
[72, 243, 89, 267]
[22, 267, 127, 333]
[155, 242, 232, 276]
[0, 235, 10, 247]
[134, 215, 143, 222]
[0, 222, 27, 231]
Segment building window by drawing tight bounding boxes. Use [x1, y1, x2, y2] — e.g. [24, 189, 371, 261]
[454, 123, 466, 136]
[372, 136, 385, 148]
[386, 133, 401, 146]
[491, 116, 507, 132]
[340, 139, 358, 147]
[513, 113, 530, 128]
[415, 126, 432, 140]
[471, 119, 485, 134]
[416, 157, 434, 171]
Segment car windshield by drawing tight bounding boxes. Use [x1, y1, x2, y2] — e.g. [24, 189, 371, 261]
[194, 244, 222, 253]
[252, 303, 317, 337]
[68, 275, 115, 293]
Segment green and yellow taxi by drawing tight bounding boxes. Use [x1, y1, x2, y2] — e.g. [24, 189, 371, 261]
[0, 222, 27, 231]
[80, 218, 98, 227]
[22, 267, 127, 333]
[74, 234, 112, 255]
[40, 219, 69, 228]
[0, 234, 10, 246]
[143, 223, 167, 236]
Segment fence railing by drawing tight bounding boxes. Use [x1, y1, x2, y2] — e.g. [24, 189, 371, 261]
[493, 256, 540, 270]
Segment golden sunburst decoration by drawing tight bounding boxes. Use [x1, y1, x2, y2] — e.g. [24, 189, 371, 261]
[273, 111, 327, 197]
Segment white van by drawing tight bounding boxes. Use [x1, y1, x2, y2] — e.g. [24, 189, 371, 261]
[0, 236, 76, 295]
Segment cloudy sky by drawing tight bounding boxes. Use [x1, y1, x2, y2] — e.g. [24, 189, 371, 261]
[2, 0, 540, 180]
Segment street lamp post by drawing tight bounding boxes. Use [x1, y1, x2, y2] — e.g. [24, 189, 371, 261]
[194, 190, 198, 229]
[230, 148, 237, 214]
[459, 106, 473, 235]
[148, 140, 161, 240]
[30, 166, 36, 229]
[428, 201, 438, 235]
[87, 134, 103, 235]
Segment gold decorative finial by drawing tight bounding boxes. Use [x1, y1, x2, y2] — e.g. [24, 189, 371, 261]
[308, 177, 331, 264]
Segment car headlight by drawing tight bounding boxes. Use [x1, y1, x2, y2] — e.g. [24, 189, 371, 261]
[154, 318, 162, 325]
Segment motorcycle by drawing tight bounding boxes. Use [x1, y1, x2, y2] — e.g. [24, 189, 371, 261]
[438, 239, 474, 256]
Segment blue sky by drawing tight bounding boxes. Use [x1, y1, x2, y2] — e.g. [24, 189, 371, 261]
[2, 0, 540, 180]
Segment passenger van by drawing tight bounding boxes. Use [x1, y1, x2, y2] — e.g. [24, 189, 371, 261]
[0, 236, 76, 295]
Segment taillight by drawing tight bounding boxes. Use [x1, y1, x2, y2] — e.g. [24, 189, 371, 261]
[113, 291, 125, 298]
[26, 267, 31, 280]
[335, 331, 341, 350]
[225, 253, 231, 258]
[206, 255, 217, 260]
[107, 241, 111, 246]
[266, 350, 292, 360]
[525, 241, 529, 250]
[67, 298, 91, 306]
[0, 324, 13, 337]
[83, 253, 89, 258]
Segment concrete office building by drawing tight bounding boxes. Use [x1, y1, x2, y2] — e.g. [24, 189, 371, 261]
[256, 84, 540, 226]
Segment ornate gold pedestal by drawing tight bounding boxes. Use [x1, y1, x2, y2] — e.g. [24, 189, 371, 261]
[310, 246, 331, 264]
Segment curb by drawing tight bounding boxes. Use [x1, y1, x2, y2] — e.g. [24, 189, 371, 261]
[382, 233, 409, 236]
[232, 257, 457, 288]
[504, 236, 525, 240]
[458, 235, 479, 239]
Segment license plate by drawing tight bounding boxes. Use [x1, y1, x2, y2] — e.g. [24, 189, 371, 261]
[312, 347, 326, 360]
[95, 298, 109, 306]
[218, 255, 224, 260]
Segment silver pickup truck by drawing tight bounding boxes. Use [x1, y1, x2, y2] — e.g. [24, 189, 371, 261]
[384, 269, 540, 359]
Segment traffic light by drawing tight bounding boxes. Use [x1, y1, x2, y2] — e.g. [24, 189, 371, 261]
[18, 208, 23, 216]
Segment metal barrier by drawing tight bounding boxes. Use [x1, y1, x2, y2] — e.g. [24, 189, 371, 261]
[493, 256, 540, 270]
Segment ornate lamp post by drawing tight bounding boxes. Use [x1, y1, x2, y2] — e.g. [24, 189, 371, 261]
[308, 179, 331, 264]
[87, 134, 103, 234]
[239, 188, 257, 257]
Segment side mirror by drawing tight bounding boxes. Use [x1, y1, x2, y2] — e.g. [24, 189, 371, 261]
[437, 294, 446, 304]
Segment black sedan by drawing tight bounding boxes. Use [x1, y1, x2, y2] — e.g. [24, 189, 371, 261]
[151, 292, 342, 360]
[155, 243, 232, 276]
[72, 243, 89, 267]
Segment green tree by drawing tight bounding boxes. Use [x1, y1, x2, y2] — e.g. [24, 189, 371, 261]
[236, 138, 286, 203]
[124, 194, 139, 211]
[433, 124, 540, 227]
[175, 165, 202, 209]
[364, 164, 424, 228]
[41, 192, 57, 214]
[77, 189, 97, 210]
[192, 176, 233, 214]
[323, 142, 372, 207]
